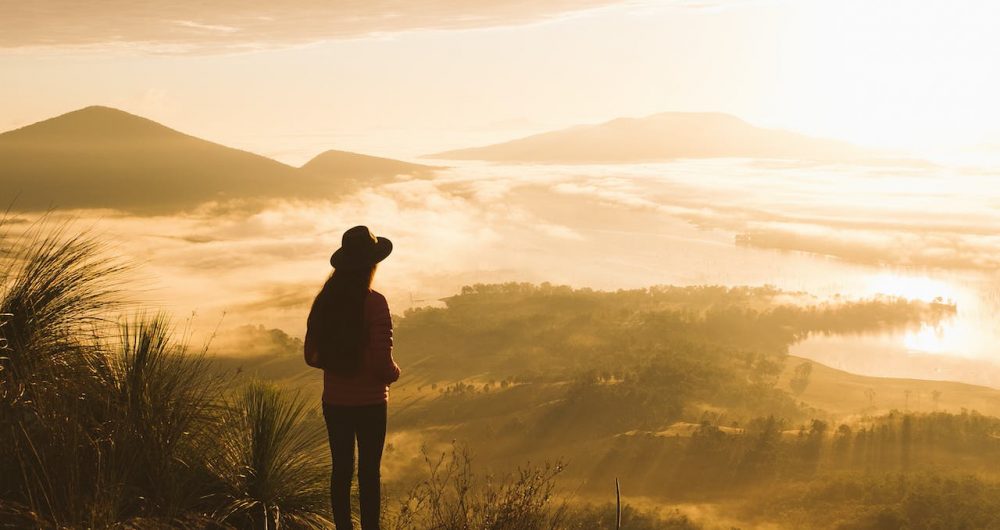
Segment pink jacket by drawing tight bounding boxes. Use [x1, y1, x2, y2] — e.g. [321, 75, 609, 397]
[304, 290, 401, 405]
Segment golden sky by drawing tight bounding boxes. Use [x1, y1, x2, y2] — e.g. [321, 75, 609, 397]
[2, 0, 999, 162]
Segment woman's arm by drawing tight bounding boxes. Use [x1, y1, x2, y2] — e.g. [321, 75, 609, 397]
[367, 292, 401, 384]
[303, 324, 322, 368]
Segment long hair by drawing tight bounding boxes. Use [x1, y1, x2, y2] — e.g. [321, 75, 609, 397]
[307, 265, 375, 375]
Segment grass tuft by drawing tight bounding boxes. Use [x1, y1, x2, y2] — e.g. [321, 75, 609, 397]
[211, 380, 331, 529]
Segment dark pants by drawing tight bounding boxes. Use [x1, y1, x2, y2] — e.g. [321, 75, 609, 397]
[322, 402, 387, 530]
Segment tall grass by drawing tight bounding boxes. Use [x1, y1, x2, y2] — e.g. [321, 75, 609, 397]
[105, 313, 220, 518]
[0, 223, 129, 526]
[0, 224, 332, 529]
[211, 381, 331, 529]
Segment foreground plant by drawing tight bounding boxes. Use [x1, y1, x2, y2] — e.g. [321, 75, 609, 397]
[211, 380, 331, 529]
[388, 444, 566, 530]
[0, 223, 128, 526]
[104, 313, 220, 517]
[0, 223, 218, 527]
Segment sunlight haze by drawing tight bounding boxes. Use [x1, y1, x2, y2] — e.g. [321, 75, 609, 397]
[3, 1, 1000, 162]
[6, 2, 1000, 528]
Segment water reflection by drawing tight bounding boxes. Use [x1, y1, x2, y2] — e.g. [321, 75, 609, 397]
[793, 268, 1000, 383]
[863, 272, 956, 303]
[903, 321, 956, 356]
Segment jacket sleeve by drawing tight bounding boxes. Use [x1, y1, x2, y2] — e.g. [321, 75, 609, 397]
[367, 293, 401, 384]
[303, 324, 322, 369]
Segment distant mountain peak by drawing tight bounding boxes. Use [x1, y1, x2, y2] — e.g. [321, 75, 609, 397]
[304, 148, 434, 168]
[71, 104, 132, 115]
[649, 111, 749, 124]
[426, 111, 874, 163]
[30, 105, 156, 123]
[301, 148, 438, 184]
[3, 105, 183, 141]
[642, 110, 733, 119]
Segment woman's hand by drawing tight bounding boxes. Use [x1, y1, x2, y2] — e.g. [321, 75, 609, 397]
[303, 328, 323, 368]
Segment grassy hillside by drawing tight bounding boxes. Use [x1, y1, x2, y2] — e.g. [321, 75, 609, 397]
[208, 282, 1000, 528]
[779, 355, 1000, 418]
[221, 288, 966, 464]
[220, 282, 965, 429]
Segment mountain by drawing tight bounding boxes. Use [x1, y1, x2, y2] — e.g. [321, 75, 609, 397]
[300, 149, 437, 190]
[0, 106, 433, 213]
[425, 112, 875, 163]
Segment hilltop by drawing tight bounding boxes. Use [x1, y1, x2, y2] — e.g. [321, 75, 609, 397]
[300, 149, 437, 190]
[0, 106, 434, 213]
[426, 111, 875, 163]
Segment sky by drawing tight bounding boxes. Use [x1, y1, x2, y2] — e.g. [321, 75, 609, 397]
[3, 0, 1000, 163]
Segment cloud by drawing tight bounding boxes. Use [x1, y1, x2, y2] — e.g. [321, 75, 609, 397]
[537, 223, 585, 241]
[235, 283, 318, 313]
[21, 156, 998, 348]
[1, 0, 633, 52]
[452, 159, 1000, 273]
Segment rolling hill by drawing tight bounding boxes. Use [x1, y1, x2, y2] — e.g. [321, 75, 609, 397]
[778, 354, 1000, 417]
[426, 111, 875, 163]
[300, 149, 437, 189]
[0, 106, 433, 213]
[204, 282, 1000, 527]
[215, 283, 977, 432]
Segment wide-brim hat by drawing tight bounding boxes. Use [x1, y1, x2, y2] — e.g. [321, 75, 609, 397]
[330, 225, 392, 270]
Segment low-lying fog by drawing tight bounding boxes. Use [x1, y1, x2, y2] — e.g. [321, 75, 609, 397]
[20, 157, 1000, 385]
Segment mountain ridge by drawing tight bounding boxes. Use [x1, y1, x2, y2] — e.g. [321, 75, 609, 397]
[425, 111, 877, 163]
[1, 106, 433, 213]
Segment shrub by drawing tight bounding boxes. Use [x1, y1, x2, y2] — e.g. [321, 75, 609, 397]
[210, 381, 331, 529]
[0, 224, 129, 526]
[389, 444, 566, 530]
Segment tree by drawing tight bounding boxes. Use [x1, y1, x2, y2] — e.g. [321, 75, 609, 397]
[865, 388, 876, 408]
[789, 361, 813, 396]
[901, 415, 913, 470]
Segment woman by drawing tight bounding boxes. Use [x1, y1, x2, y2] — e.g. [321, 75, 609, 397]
[304, 225, 401, 530]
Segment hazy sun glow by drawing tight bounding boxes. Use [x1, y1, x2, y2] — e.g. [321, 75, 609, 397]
[861, 273, 981, 358]
[864, 273, 956, 303]
[776, 1, 1000, 152]
[10, 2, 1000, 528]
[904, 321, 956, 356]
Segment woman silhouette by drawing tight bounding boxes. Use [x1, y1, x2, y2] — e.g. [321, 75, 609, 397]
[304, 225, 401, 530]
